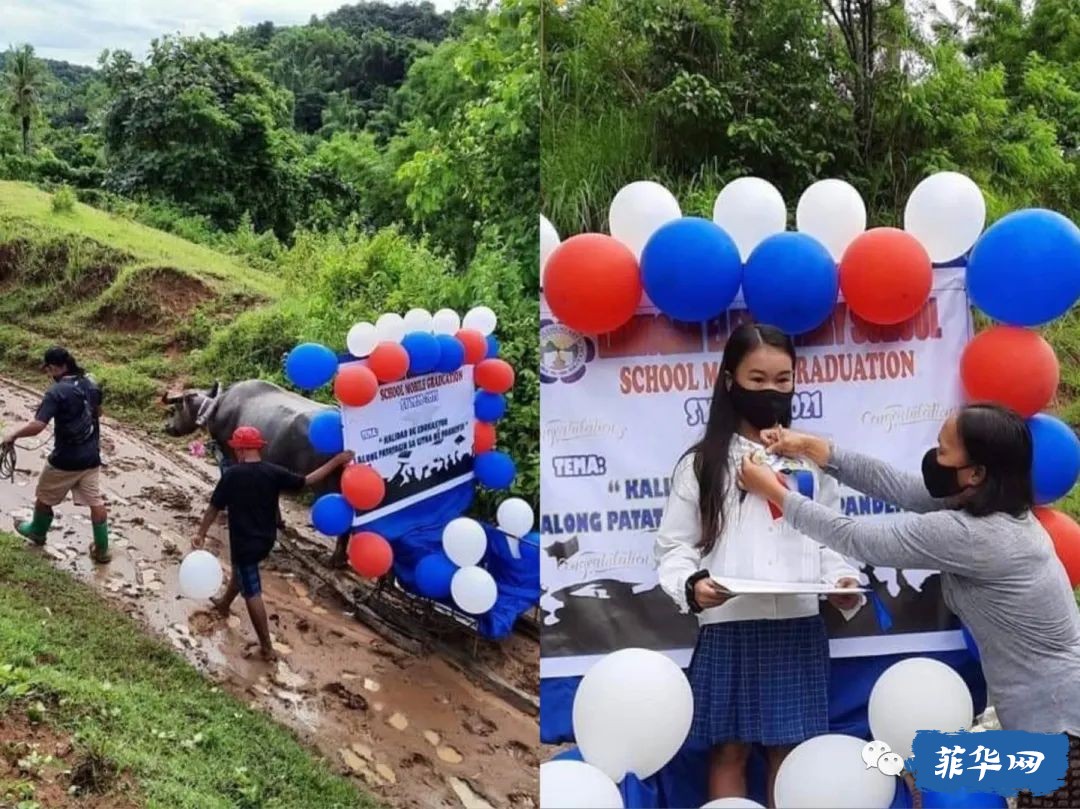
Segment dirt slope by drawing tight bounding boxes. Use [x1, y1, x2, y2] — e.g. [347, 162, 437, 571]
[0, 377, 538, 809]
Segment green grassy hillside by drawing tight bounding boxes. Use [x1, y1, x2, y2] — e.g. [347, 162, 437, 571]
[0, 181, 283, 424]
[0, 533, 371, 809]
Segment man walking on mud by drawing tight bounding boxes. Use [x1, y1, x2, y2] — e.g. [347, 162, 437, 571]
[193, 425, 352, 662]
[2, 347, 111, 563]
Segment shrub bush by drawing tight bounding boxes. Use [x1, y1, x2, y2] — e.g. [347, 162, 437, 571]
[51, 185, 76, 214]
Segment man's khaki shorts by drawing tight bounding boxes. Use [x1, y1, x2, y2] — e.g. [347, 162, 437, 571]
[35, 464, 105, 508]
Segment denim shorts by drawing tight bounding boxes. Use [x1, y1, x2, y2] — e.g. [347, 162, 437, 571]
[234, 562, 262, 598]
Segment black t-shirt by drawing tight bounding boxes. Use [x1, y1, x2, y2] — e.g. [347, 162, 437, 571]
[210, 461, 306, 565]
[36, 376, 102, 471]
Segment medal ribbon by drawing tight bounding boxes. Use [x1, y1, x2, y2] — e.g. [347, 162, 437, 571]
[767, 468, 816, 520]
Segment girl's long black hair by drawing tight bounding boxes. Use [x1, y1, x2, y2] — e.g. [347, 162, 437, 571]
[683, 322, 795, 554]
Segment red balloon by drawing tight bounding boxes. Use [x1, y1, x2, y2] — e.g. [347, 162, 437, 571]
[544, 233, 642, 334]
[348, 531, 393, 578]
[960, 326, 1059, 418]
[456, 329, 487, 365]
[475, 359, 515, 394]
[475, 421, 496, 454]
[840, 228, 932, 325]
[368, 342, 409, 382]
[341, 463, 385, 511]
[334, 364, 378, 407]
[1034, 507, 1080, 587]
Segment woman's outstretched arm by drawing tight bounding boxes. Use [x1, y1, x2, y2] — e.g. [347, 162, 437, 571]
[784, 491, 980, 575]
[764, 429, 948, 514]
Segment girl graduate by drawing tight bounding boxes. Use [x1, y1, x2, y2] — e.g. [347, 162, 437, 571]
[655, 323, 864, 806]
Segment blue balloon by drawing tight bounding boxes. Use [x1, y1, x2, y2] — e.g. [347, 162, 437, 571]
[415, 553, 457, 599]
[308, 409, 343, 454]
[640, 217, 742, 322]
[475, 391, 507, 422]
[744, 232, 838, 334]
[311, 494, 353, 536]
[434, 335, 465, 373]
[1029, 413, 1080, 504]
[475, 451, 516, 489]
[485, 335, 500, 359]
[285, 343, 338, 390]
[967, 209, 1080, 326]
[402, 331, 441, 375]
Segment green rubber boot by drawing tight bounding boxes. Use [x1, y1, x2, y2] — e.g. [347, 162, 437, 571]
[15, 510, 52, 546]
[90, 520, 110, 564]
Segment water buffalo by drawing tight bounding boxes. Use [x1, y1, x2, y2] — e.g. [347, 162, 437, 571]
[162, 379, 350, 567]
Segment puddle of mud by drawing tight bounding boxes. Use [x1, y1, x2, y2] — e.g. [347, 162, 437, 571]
[0, 381, 538, 809]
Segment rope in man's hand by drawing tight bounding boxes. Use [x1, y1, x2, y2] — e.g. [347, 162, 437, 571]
[0, 433, 53, 482]
[0, 443, 15, 483]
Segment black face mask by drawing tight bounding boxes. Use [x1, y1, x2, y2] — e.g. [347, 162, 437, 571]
[729, 382, 793, 430]
[921, 448, 972, 498]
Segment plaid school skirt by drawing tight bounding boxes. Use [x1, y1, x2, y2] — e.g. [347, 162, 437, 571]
[686, 615, 830, 748]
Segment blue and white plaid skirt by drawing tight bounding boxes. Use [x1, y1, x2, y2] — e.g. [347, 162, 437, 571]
[686, 615, 830, 747]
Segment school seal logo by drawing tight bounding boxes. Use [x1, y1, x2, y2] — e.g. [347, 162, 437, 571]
[540, 319, 595, 384]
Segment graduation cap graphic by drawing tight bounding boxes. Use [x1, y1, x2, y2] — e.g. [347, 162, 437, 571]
[454, 434, 466, 445]
[545, 535, 580, 565]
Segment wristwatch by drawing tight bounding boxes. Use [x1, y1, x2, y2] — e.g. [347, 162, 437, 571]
[685, 570, 710, 614]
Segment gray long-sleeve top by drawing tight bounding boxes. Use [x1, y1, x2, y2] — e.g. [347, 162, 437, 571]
[783, 446, 1080, 736]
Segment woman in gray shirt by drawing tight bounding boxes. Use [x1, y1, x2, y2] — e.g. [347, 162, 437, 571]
[738, 403, 1080, 808]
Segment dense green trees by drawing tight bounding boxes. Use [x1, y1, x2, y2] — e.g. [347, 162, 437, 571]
[0, 0, 539, 505]
[541, 0, 1080, 234]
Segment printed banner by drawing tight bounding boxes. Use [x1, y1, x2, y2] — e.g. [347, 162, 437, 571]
[539, 268, 973, 679]
[342, 366, 475, 525]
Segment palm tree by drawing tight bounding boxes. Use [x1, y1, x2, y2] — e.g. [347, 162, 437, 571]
[4, 45, 46, 156]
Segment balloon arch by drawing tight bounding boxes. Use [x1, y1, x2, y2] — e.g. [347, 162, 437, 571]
[282, 306, 537, 626]
[539, 173, 1080, 808]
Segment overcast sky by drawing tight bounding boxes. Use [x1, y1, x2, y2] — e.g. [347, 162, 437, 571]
[0, 0, 463, 66]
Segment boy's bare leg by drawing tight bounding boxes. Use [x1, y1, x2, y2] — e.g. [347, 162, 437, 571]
[211, 571, 240, 617]
[244, 594, 277, 662]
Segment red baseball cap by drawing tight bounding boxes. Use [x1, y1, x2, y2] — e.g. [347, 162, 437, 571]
[228, 426, 267, 450]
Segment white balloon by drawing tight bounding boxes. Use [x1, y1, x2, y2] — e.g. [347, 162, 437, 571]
[463, 306, 498, 336]
[775, 734, 896, 809]
[701, 800, 765, 809]
[346, 322, 378, 357]
[712, 177, 787, 260]
[375, 312, 406, 344]
[796, 179, 867, 260]
[496, 498, 534, 537]
[868, 657, 973, 759]
[608, 181, 682, 258]
[432, 308, 461, 336]
[541, 215, 561, 274]
[573, 648, 693, 783]
[904, 172, 986, 263]
[540, 760, 623, 809]
[403, 308, 434, 333]
[450, 566, 498, 615]
[442, 517, 487, 567]
[178, 550, 223, 600]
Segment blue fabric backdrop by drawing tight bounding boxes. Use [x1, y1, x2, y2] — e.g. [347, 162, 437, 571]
[361, 473, 539, 640]
[542, 649, 997, 808]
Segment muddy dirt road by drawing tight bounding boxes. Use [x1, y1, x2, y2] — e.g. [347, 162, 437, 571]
[0, 378, 538, 809]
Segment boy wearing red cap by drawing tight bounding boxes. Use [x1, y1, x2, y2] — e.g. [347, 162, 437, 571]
[193, 425, 352, 661]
